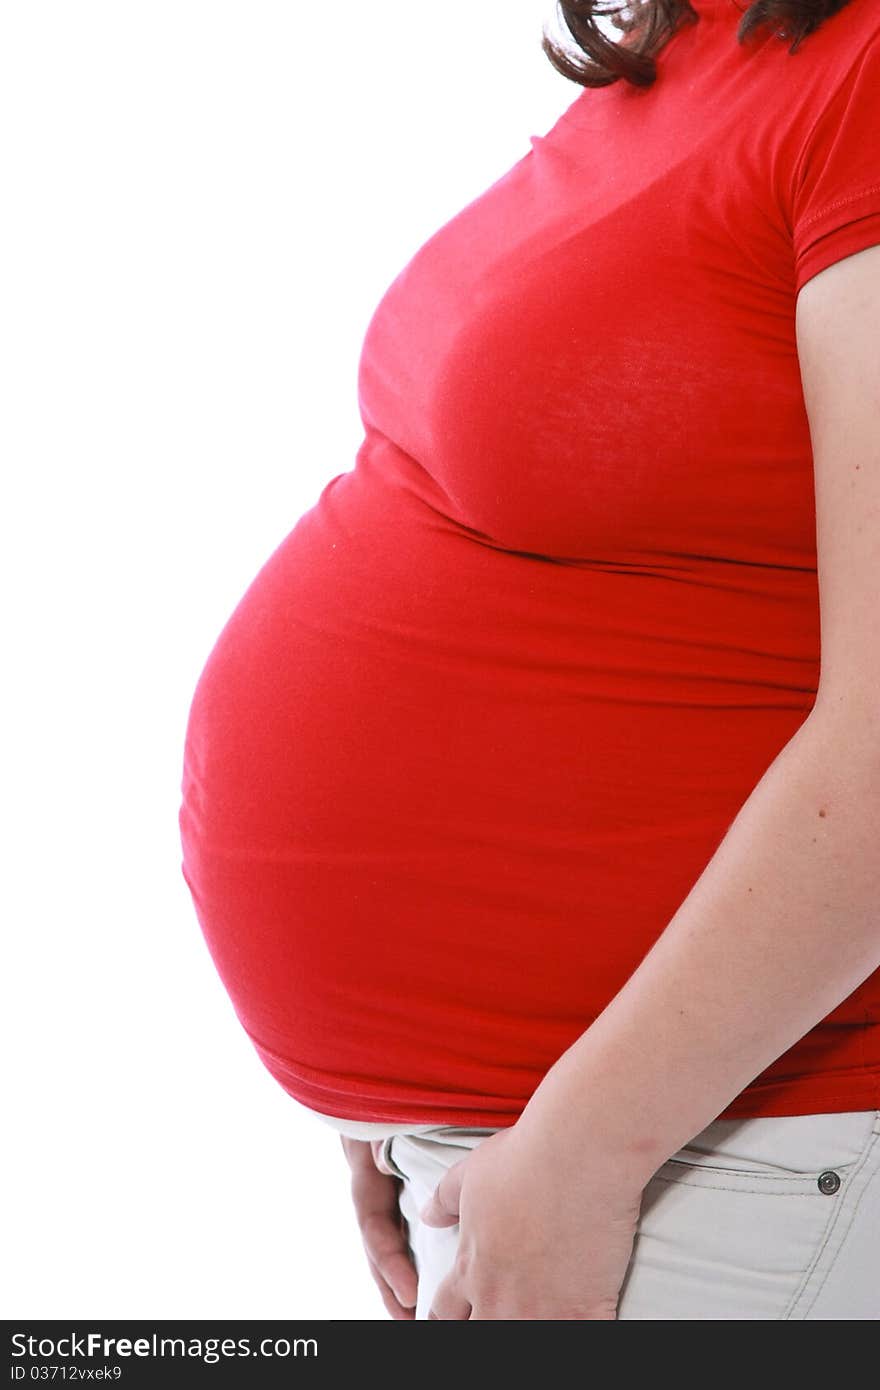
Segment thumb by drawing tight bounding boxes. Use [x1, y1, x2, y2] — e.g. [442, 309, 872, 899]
[418, 1157, 467, 1227]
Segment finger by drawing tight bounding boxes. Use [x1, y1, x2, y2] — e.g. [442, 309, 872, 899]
[343, 1134, 397, 1181]
[418, 1157, 467, 1228]
[342, 1139, 418, 1307]
[350, 1163, 418, 1310]
[365, 1253, 417, 1320]
[427, 1271, 472, 1321]
[359, 1205, 419, 1311]
[370, 1137, 395, 1176]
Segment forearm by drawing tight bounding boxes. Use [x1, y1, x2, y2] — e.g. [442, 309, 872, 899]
[519, 705, 880, 1186]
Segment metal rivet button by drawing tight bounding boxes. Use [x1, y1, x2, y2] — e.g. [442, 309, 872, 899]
[818, 1170, 841, 1195]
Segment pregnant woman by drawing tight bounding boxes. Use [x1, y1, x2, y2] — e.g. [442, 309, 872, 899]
[178, 0, 880, 1319]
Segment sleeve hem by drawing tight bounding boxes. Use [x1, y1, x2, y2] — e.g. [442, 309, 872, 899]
[794, 194, 880, 296]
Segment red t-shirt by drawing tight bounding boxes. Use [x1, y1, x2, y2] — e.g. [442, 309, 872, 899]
[179, 0, 880, 1126]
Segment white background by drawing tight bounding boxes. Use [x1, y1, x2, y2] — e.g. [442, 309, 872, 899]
[2, 1, 586, 1320]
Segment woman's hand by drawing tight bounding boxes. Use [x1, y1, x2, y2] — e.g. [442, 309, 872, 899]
[339, 1136, 419, 1319]
[417, 1121, 644, 1319]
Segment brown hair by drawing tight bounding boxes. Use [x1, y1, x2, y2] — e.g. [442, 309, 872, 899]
[542, 0, 858, 87]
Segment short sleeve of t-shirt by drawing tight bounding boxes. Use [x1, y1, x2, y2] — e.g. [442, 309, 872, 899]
[791, 29, 880, 294]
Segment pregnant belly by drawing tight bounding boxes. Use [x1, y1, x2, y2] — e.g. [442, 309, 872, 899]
[178, 433, 818, 1123]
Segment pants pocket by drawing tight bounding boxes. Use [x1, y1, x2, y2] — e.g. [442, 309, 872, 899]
[650, 1109, 877, 1191]
[384, 1128, 495, 1186]
[617, 1110, 879, 1320]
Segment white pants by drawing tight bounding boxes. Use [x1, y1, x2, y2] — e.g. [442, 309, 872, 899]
[380, 1108, 880, 1319]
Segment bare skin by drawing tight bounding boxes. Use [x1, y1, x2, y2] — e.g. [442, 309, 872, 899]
[339, 1136, 419, 1318]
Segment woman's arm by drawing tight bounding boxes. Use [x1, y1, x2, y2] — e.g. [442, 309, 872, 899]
[518, 702, 880, 1185]
[519, 242, 880, 1184]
